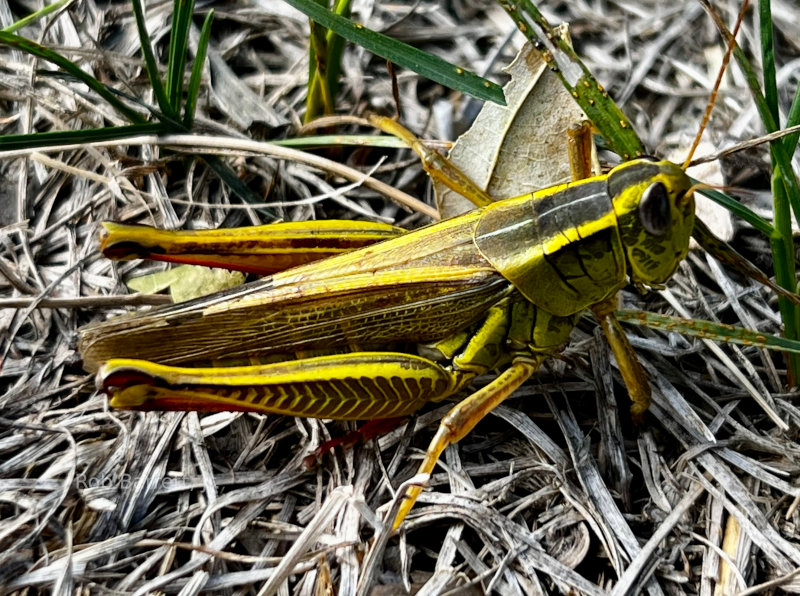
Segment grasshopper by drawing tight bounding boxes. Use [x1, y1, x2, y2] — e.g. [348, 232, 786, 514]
[77, 2, 785, 530]
[80, 154, 695, 527]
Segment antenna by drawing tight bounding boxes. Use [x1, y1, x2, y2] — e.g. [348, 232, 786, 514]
[683, 0, 750, 169]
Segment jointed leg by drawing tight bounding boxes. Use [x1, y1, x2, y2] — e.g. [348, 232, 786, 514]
[592, 297, 651, 421]
[392, 358, 540, 529]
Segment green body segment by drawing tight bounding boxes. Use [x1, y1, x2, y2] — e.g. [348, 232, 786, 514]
[475, 179, 626, 317]
[81, 159, 695, 419]
[474, 159, 695, 316]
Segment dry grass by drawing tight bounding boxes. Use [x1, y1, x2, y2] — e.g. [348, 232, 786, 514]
[2, 0, 800, 594]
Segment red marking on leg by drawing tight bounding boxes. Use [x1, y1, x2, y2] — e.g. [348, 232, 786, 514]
[302, 417, 408, 469]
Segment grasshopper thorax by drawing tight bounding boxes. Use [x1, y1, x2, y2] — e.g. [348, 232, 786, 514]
[607, 159, 695, 290]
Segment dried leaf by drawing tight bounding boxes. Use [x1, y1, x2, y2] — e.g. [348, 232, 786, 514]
[436, 26, 591, 218]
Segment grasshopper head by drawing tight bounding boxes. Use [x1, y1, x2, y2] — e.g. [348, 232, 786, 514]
[608, 159, 695, 290]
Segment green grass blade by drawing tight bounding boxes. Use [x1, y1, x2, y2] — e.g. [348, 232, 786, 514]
[165, 2, 181, 115]
[282, 0, 505, 105]
[166, 0, 194, 115]
[781, 82, 800, 154]
[617, 310, 800, 356]
[0, 31, 145, 124]
[131, 0, 170, 115]
[770, 168, 800, 375]
[306, 15, 331, 121]
[184, 9, 213, 128]
[1, 0, 72, 34]
[695, 186, 773, 236]
[0, 124, 166, 151]
[324, 0, 351, 109]
[305, 0, 351, 122]
[759, 0, 779, 125]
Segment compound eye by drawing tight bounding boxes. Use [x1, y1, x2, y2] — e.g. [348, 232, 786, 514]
[639, 182, 671, 236]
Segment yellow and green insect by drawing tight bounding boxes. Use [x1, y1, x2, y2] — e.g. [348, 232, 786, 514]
[79, 153, 696, 527]
[76, 0, 793, 531]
